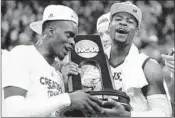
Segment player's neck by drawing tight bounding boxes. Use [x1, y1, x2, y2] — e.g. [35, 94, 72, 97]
[111, 42, 131, 57]
[34, 44, 55, 65]
[109, 43, 131, 67]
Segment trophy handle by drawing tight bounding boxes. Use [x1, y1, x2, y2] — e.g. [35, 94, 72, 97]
[67, 52, 73, 92]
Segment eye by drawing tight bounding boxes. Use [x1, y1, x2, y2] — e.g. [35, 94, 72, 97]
[114, 18, 122, 21]
[128, 20, 134, 24]
[66, 32, 75, 38]
[70, 32, 75, 38]
[99, 32, 104, 37]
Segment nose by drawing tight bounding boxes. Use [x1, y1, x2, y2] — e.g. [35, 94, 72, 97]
[119, 20, 127, 27]
[69, 37, 75, 48]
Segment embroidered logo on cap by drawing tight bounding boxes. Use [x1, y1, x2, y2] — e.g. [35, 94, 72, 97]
[133, 9, 137, 13]
[71, 11, 78, 19]
[71, 15, 75, 19]
[48, 13, 54, 18]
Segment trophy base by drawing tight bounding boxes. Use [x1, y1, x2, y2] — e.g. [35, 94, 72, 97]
[59, 90, 131, 117]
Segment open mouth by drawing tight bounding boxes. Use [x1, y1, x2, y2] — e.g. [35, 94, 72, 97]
[116, 28, 128, 34]
[65, 46, 73, 52]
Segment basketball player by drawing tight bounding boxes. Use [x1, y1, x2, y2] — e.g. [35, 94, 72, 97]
[96, 1, 172, 117]
[96, 12, 140, 60]
[2, 5, 103, 117]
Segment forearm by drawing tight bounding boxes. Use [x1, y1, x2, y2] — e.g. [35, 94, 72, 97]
[131, 109, 170, 117]
[4, 93, 71, 117]
[169, 74, 174, 104]
[171, 102, 174, 116]
[131, 94, 172, 117]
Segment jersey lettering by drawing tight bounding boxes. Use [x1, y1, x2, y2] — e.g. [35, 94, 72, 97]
[40, 77, 62, 98]
[113, 72, 122, 81]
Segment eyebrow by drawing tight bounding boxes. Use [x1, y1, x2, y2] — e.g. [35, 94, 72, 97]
[113, 15, 123, 18]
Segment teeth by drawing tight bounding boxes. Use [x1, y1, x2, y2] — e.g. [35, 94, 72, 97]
[116, 28, 127, 34]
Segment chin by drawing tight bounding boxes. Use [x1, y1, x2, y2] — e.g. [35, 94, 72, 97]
[60, 56, 65, 61]
[56, 54, 65, 61]
[114, 40, 128, 48]
[114, 38, 127, 44]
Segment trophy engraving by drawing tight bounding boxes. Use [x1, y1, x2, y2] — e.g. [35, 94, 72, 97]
[80, 60, 102, 91]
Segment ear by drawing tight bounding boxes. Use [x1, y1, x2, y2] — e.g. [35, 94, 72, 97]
[45, 26, 54, 38]
[108, 23, 111, 31]
[134, 28, 139, 36]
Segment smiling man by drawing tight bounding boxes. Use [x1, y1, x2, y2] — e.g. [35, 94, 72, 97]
[100, 1, 172, 117]
[2, 5, 103, 117]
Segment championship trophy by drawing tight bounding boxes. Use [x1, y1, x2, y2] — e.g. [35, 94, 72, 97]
[59, 35, 131, 117]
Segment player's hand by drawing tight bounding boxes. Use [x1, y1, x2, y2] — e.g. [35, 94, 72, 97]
[161, 49, 174, 73]
[61, 62, 81, 84]
[101, 99, 131, 117]
[68, 90, 104, 115]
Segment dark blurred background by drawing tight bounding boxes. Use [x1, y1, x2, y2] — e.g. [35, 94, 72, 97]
[1, 0, 174, 72]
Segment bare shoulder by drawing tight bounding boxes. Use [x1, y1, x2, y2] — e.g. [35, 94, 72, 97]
[143, 58, 166, 95]
[143, 58, 163, 83]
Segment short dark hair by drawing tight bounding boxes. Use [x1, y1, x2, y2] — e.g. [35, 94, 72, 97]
[42, 20, 56, 34]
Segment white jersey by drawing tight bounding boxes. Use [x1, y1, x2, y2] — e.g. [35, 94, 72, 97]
[2, 49, 11, 117]
[109, 44, 151, 112]
[2, 45, 66, 117]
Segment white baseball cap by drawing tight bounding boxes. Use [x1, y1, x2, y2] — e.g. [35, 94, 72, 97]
[110, 1, 142, 28]
[96, 12, 110, 33]
[30, 5, 78, 35]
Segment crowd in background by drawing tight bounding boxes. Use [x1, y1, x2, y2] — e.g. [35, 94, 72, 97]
[1, 0, 174, 70]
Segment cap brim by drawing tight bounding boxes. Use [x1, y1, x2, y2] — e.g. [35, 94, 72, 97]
[29, 20, 45, 35]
